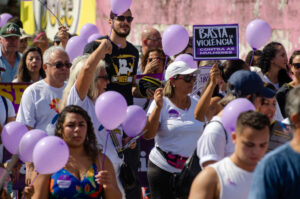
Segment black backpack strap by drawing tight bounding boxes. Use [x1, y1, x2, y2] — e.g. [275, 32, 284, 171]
[205, 120, 228, 144]
[1, 96, 8, 124]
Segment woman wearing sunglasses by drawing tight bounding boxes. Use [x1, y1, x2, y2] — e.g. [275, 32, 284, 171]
[13, 47, 46, 83]
[143, 61, 219, 199]
[276, 50, 300, 117]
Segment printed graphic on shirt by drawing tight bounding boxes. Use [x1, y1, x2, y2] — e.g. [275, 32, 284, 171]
[49, 98, 60, 113]
[110, 54, 136, 85]
[168, 109, 180, 118]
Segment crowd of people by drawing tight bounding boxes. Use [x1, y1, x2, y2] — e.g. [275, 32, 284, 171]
[0, 8, 300, 199]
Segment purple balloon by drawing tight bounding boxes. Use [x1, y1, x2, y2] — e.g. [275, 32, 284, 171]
[246, 19, 271, 50]
[88, 33, 102, 43]
[2, 122, 28, 154]
[0, 13, 13, 27]
[80, 24, 99, 41]
[122, 105, 147, 137]
[110, 0, 132, 15]
[65, 36, 87, 62]
[95, 91, 127, 130]
[175, 54, 198, 68]
[162, 24, 189, 56]
[33, 136, 69, 174]
[222, 98, 256, 134]
[19, 129, 48, 162]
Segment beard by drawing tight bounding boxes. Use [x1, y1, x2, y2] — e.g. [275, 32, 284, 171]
[113, 26, 130, 38]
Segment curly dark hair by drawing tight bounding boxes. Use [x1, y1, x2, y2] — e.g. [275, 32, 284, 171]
[259, 42, 282, 74]
[141, 48, 168, 73]
[16, 47, 46, 82]
[55, 105, 99, 162]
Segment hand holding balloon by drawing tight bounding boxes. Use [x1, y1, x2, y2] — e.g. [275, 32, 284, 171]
[95, 170, 113, 189]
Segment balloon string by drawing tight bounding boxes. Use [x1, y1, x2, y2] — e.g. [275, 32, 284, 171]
[37, 0, 63, 26]
[249, 48, 256, 67]
[161, 55, 169, 88]
[101, 130, 109, 171]
[21, 173, 39, 199]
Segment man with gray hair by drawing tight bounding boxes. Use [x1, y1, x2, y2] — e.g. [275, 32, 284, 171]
[249, 86, 300, 198]
[17, 46, 71, 134]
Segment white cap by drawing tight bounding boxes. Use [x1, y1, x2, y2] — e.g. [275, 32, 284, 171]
[20, 28, 32, 40]
[164, 61, 198, 81]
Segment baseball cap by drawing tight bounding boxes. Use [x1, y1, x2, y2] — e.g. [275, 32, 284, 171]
[165, 61, 198, 81]
[0, 23, 21, 37]
[228, 70, 275, 98]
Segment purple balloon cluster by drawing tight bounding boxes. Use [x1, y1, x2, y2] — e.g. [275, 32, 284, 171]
[95, 91, 147, 137]
[1, 122, 69, 174]
[66, 23, 102, 62]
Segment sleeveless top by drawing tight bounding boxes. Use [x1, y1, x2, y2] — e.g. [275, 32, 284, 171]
[209, 157, 253, 199]
[50, 163, 103, 198]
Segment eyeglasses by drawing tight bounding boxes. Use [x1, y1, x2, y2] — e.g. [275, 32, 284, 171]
[293, 63, 300, 69]
[96, 75, 109, 81]
[115, 16, 134, 23]
[148, 57, 164, 62]
[174, 74, 196, 83]
[46, 62, 72, 69]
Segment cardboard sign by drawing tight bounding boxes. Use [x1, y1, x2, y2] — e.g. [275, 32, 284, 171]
[193, 24, 239, 60]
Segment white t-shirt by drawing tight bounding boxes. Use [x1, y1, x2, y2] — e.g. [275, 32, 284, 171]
[197, 116, 235, 168]
[67, 85, 125, 198]
[209, 157, 253, 199]
[16, 80, 65, 135]
[0, 96, 15, 127]
[147, 96, 204, 173]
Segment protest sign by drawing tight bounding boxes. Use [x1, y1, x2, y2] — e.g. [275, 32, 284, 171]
[0, 83, 30, 113]
[193, 24, 239, 60]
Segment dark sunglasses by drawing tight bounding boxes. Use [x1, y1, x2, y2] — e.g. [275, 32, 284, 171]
[96, 75, 109, 81]
[293, 63, 300, 69]
[148, 57, 164, 62]
[175, 74, 196, 83]
[47, 62, 72, 69]
[116, 16, 134, 23]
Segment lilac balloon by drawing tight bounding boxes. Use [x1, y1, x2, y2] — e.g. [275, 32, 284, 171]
[0, 13, 13, 27]
[80, 24, 99, 41]
[33, 136, 69, 174]
[95, 91, 127, 130]
[88, 33, 102, 43]
[122, 105, 147, 137]
[175, 54, 198, 68]
[19, 129, 48, 162]
[1, 122, 28, 154]
[65, 36, 87, 62]
[111, 0, 132, 15]
[222, 98, 256, 134]
[246, 19, 271, 50]
[162, 24, 189, 56]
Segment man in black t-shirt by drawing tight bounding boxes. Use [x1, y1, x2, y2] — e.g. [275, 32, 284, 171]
[84, 9, 141, 199]
[84, 9, 139, 105]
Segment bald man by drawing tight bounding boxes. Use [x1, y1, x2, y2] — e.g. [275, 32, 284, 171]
[141, 27, 162, 56]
